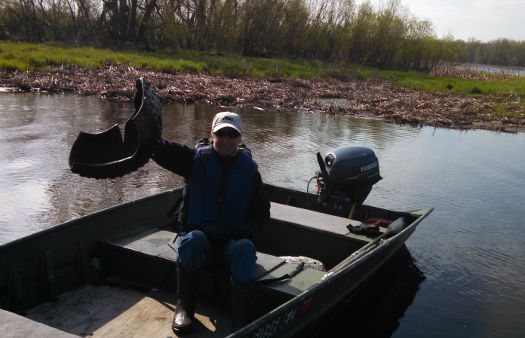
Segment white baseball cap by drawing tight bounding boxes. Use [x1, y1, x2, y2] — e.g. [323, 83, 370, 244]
[212, 112, 242, 135]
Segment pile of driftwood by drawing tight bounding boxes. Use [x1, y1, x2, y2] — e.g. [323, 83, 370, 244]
[1, 64, 523, 132]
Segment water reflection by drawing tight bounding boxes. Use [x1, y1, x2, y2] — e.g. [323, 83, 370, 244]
[1, 94, 525, 337]
[318, 246, 425, 338]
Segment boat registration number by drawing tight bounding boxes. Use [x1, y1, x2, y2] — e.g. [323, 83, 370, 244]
[248, 305, 298, 337]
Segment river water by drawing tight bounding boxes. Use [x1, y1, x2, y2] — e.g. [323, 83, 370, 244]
[1, 93, 524, 337]
[457, 64, 525, 77]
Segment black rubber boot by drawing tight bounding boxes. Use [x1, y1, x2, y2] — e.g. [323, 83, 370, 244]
[230, 277, 255, 331]
[172, 263, 197, 334]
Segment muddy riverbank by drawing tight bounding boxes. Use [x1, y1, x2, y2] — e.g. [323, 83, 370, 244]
[1, 64, 523, 132]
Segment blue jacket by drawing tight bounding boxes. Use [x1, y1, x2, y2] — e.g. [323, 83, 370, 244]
[187, 146, 258, 229]
[153, 139, 270, 243]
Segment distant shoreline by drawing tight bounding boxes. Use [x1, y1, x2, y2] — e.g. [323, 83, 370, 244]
[1, 65, 523, 133]
[459, 63, 525, 71]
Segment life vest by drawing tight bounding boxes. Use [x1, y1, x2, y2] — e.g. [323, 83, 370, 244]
[187, 145, 257, 228]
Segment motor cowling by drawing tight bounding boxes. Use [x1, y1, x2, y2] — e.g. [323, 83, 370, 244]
[319, 146, 382, 206]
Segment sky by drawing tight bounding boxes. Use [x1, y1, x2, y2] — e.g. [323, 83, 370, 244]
[353, 0, 525, 42]
[398, 0, 525, 42]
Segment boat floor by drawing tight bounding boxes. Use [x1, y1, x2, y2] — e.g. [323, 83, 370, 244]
[1, 309, 77, 338]
[25, 284, 234, 337]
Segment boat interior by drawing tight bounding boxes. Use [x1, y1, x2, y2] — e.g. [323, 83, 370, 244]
[1, 185, 416, 337]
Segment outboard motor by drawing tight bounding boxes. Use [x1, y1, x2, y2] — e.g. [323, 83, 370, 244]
[314, 146, 382, 213]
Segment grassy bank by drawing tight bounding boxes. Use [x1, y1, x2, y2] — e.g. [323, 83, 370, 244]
[0, 40, 323, 78]
[380, 68, 525, 97]
[1, 41, 524, 117]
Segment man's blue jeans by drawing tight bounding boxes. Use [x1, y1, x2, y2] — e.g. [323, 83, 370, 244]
[176, 230, 257, 283]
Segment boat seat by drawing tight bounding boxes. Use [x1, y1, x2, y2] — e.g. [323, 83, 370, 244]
[270, 201, 386, 241]
[271, 202, 361, 234]
[102, 227, 342, 311]
[101, 228, 285, 283]
[100, 228, 327, 310]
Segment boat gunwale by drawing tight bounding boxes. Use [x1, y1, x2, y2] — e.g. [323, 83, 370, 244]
[0, 188, 181, 250]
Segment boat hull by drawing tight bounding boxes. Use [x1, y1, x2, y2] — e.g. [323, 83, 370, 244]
[0, 184, 432, 337]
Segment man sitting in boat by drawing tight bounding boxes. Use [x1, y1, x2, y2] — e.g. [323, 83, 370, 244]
[152, 112, 271, 333]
